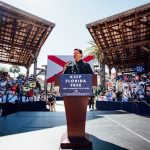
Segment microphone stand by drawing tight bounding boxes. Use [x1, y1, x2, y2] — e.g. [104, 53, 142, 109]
[71, 61, 79, 74]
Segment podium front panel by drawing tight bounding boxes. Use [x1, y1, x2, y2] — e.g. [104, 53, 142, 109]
[60, 74, 92, 96]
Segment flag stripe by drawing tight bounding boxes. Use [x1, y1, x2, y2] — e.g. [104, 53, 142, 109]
[48, 55, 66, 67]
[83, 55, 94, 62]
[47, 70, 63, 83]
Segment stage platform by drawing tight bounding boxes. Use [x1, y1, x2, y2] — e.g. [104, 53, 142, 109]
[0, 110, 150, 150]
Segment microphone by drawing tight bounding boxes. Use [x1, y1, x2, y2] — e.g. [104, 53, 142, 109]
[72, 61, 79, 74]
[71, 61, 75, 73]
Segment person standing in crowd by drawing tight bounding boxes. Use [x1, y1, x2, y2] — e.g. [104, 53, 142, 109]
[63, 48, 93, 74]
[18, 84, 23, 103]
[88, 94, 95, 111]
[48, 93, 56, 111]
[28, 88, 34, 102]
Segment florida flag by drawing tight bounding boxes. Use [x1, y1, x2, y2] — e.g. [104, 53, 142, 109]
[46, 55, 94, 83]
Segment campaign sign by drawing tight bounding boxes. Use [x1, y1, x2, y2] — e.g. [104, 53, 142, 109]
[133, 66, 145, 73]
[60, 74, 92, 96]
[30, 82, 36, 88]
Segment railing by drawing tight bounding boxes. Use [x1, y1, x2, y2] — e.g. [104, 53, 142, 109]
[130, 98, 150, 115]
[131, 100, 139, 114]
[139, 98, 150, 107]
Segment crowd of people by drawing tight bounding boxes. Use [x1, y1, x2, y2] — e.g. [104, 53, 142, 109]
[97, 72, 150, 102]
[1, 67, 150, 113]
[0, 72, 41, 103]
[0, 71, 58, 112]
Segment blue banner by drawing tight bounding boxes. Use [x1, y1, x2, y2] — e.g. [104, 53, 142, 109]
[133, 66, 145, 73]
[60, 74, 92, 96]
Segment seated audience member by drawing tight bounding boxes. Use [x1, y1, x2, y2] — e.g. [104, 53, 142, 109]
[106, 90, 113, 101]
[8, 92, 18, 103]
[40, 92, 46, 101]
[116, 91, 123, 101]
[98, 93, 107, 101]
[122, 91, 128, 102]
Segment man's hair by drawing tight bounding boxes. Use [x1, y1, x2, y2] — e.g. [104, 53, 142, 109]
[74, 48, 82, 54]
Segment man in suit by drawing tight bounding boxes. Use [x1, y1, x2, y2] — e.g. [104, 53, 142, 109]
[63, 48, 93, 74]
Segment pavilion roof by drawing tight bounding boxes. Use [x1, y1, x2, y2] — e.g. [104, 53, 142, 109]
[0, 1, 55, 68]
[87, 3, 150, 73]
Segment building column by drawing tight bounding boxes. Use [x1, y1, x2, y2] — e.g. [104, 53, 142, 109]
[26, 67, 30, 78]
[41, 65, 47, 97]
[100, 63, 105, 88]
[33, 58, 37, 77]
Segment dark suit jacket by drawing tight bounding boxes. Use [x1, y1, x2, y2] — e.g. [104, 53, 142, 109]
[64, 59, 93, 74]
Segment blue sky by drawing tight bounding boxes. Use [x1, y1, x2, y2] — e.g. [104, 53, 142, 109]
[1, 0, 150, 75]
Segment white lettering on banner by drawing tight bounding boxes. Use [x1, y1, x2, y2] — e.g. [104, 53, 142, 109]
[65, 75, 87, 85]
[65, 79, 86, 83]
[70, 83, 81, 87]
[82, 88, 89, 89]
[70, 75, 82, 79]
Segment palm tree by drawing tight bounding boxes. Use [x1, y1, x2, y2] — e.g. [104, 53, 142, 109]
[85, 40, 106, 90]
[9, 65, 20, 78]
[84, 40, 104, 64]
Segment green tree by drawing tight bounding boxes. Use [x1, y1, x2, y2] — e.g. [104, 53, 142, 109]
[17, 73, 25, 80]
[85, 40, 106, 88]
[36, 80, 41, 91]
[9, 65, 20, 78]
[0, 66, 8, 72]
[84, 40, 104, 64]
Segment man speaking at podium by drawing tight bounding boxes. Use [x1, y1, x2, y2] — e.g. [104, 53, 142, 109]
[61, 49, 94, 149]
[63, 48, 93, 74]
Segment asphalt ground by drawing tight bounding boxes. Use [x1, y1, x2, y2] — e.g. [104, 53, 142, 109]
[0, 101, 149, 150]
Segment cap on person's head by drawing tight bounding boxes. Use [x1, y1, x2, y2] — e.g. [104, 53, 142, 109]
[74, 48, 82, 54]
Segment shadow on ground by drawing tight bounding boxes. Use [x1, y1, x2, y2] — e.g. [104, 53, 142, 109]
[70, 134, 128, 150]
[0, 110, 130, 137]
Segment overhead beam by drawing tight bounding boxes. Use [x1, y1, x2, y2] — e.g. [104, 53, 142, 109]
[9, 18, 17, 60]
[0, 59, 28, 67]
[123, 23, 135, 31]
[102, 40, 150, 52]
[98, 25, 109, 47]
[89, 26, 110, 65]
[0, 11, 2, 35]
[89, 27, 103, 48]
[105, 22, 115, 46]
[113, 58, 145, 67]
[0, 39, 36, 51]
[18, 25, 33, 62]
[137, 18, 150, 27]
[0, 45, 11, 54]
[141, 46, 150, 53]
[109, 26, 122, 34]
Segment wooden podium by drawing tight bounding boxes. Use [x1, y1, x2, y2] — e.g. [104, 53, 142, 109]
[55, 74, 97, 149]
